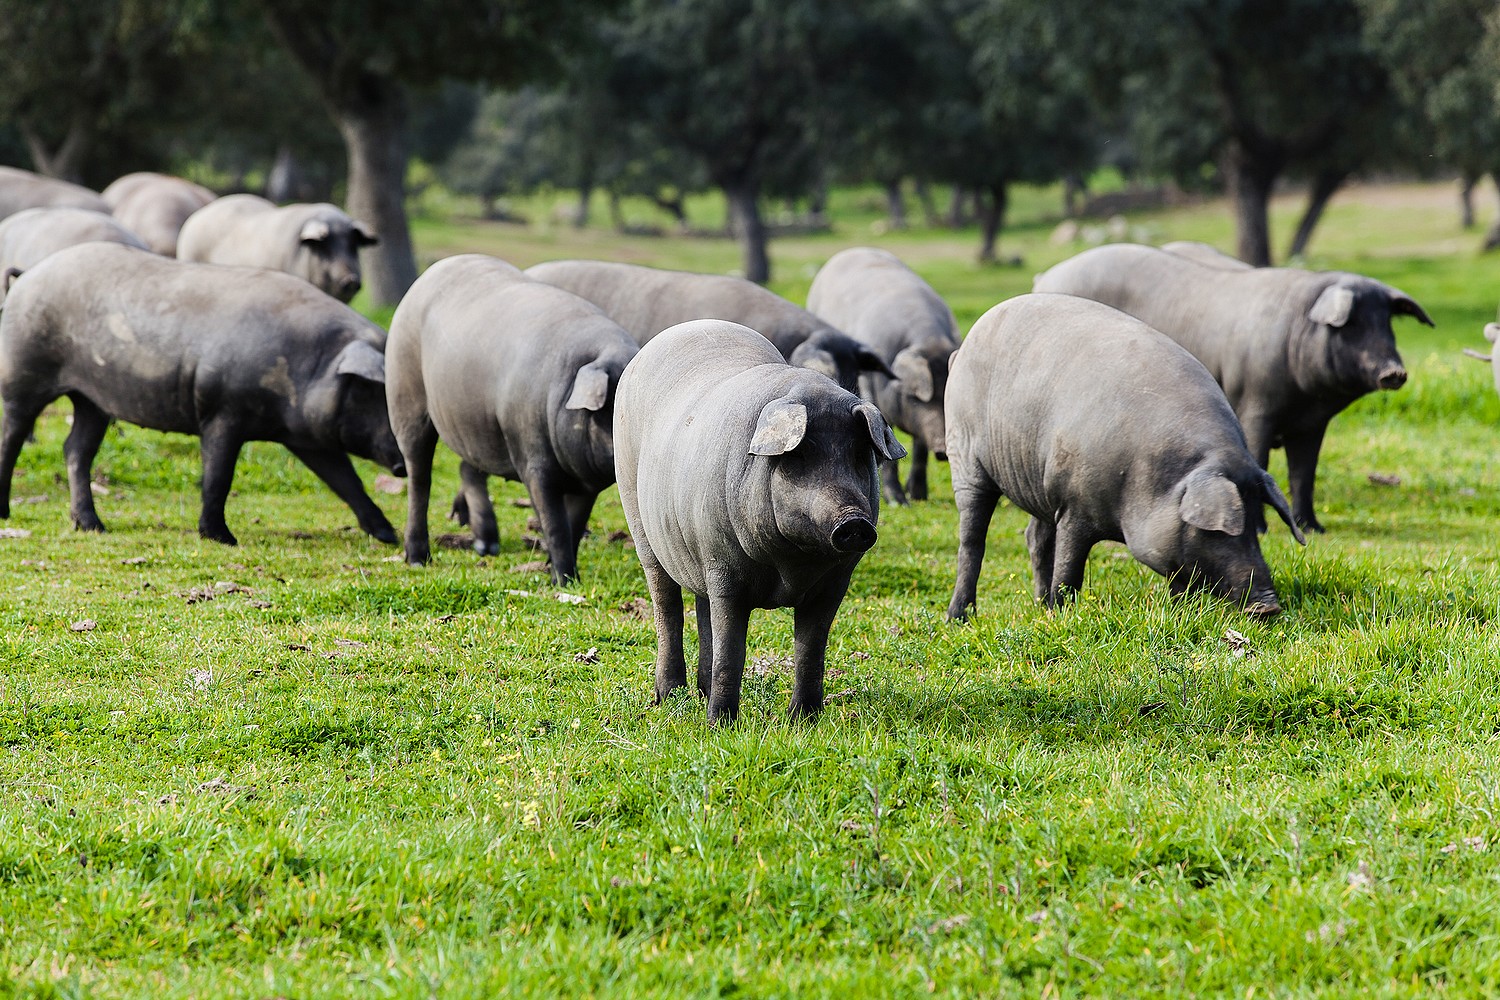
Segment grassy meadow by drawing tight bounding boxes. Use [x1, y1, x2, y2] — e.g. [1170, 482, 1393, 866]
[3, 179, 1500, 997]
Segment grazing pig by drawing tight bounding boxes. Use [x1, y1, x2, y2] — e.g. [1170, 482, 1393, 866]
[945, 294, 1304, 620]
[386, 254, 638, 583]
[0, 166, 109, 220]
[1160, 241, 1252, 270]
[177, 193, 377, 302]
[0, 242, 405, 545]
[101, 172, 216, 257]
[525, 259, 892, 392]
[1033, 243, 1432, 532]
[615, 319, 905, 723]
[806, 246, 960, 504]
[0, 208, 148, 299]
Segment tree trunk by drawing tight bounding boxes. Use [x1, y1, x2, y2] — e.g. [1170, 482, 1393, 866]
[725, 181, 770, 284]
[1484, 173, 1500, 250]
[883, 178, 907, 230]
[1063, 173, 1086, 218]
[20, 119, 90, 183]
[915, 179, 940, 228]
[1459, 172, 1477, 230]
[608, 190, 625, 231]
[1223, 141, 1279, 267]
[337, 94, 417, 307]
[976, 183, 1008, 263]
[1286, 169, 1346, 261]
[266, 144, 305, 203]
[574, 182, 592, 229]
[947, 187, 970, 229]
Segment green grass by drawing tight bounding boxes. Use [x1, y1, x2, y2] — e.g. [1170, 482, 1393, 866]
[4, 180, 1500, 997]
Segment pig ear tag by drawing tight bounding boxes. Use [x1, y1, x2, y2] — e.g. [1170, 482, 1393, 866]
[565, 362, 611, 411]
[1179, 469, 1245, 535]
[749, 399, 807, 456]
[335, 340, 387, 384]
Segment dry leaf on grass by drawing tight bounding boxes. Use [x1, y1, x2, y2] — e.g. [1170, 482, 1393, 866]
[435, 533, 472, 550]
[0, 528, 32, 539]
[616, 597, 651, 620]
[750, 655, 791, 676]
[510, 560, 550, 574]
[1368, 472, 1401, 486]
[510, 497, 533, 508]
[574, 647, 600, 664]
[1223, 629, 1252, 656]
[121, 556, 149, 565]
[70, 619, 96, 632]
[373, 474, 406, 494]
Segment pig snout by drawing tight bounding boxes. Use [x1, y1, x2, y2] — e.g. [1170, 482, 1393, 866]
[830, 511, 877, 553]
[1376, 365, 1407, 390]
[334, 274, 362, 302]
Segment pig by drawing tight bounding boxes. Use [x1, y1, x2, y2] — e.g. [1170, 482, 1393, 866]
[806, 246, 960, 504]
[0, 208, 148, 295]
[1160, 240, 1252, 269]
[614, 319, 905, 723]
[386, 254, 639, 584]
[0, 166, 109, 220]
[176, 193, 377, 302]
[1033, 243, 1432, 532]
[0, 242, 405, 545]
[101, 172, 216, 257]
[945, 294, 1305, 620]
[524, 259, 892, 393]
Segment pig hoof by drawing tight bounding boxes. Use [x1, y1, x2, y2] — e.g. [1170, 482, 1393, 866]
[369, 524, 398, 545]
[1246, 600, 1282, 617]
[471, 539, 499, 557]
[1297, 517, 1326, 534]
[73, 517, 106, 533]
[199, 527, 238, 546]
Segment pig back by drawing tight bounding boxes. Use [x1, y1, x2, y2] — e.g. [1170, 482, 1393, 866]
[807, 247, 959, 355]
[0, 166, 109, 220]
[0, 208, 148, 274]
[949, 294, 1240, 522]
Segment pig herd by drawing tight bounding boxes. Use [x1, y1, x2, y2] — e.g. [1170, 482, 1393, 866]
[0, 166, 1461, 723]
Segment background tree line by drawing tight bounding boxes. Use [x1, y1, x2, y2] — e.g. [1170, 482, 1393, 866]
[2, 0, 1498, 303]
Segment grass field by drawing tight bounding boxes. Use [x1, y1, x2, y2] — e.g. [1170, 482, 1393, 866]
[3, 180, 1500, 997]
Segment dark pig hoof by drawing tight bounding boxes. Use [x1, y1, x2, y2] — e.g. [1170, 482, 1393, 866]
[1297, 517, 1326, 534]
[830, 515, 877, 552]
[72, 517, 106, 533]
[368, 522, 399, 545]
[1245, 599, 1282, 617]
[199, 527, 238, 546]
[472, 539, 499, 557]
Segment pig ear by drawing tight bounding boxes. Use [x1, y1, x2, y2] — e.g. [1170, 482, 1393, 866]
[856, 402, 907, 461]
[565, 361, 611, 411]
[789, 343, 839, 382]
[352, 221, 379, 247]
[857, 346, 896, 378]
[749, 398, 808, 456]
[335, 340, 387, 384]
[891, 348, 934, 402]
[299, 219, 332, 244]
[1387, 288, 1433, 327]
[1308, 285, 1354, 328]
[1179, 469, 1245, 536]
[1260, 472, 1307, 545]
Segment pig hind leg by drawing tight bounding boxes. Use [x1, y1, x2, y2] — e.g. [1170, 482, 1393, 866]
[695, 595, 713, 698]
[640, 553, 688, 706]
[527, 470, 583, 584]
[0, 390, 52, 518]
[198, 419, 247, 544]
[1025, 517, 1056, 604]
[946, 485, 999, 620]
[63, 394, 112, 532]
[286, 445, 397, 544]
[880, 458, 910, 506]
[564, 491, 597, 545]
[457, 461, 499, 556]
[399, 421, 440, 564]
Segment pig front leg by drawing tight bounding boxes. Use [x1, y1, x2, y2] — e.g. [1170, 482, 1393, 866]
[1283, 424, 1328, 533]
[788, 568, 856, 721]
[399, 422, 440, 564]
[286, 445, 398, 544]
[526, 470, 581, 584]
[880, 458, 910, 506]
[456, 461, 499, 556]
[704, 591, 751, 725]
[905, 440, 929, 501]
[1046, 518, 1096, 608]
[0, 395, 48, 520]
[198, 420, 247, 544]
[947, 486, 999, 621]
[63, 395, 112, 533]
[565, 491, 597, 545]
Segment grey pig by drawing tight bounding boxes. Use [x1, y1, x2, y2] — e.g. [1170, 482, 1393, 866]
[0, 243, 405, 544]
[1033, 243, 1431, 532]
[1159, 240, 1252, 270]
[102, 172, 216, 257]
[177, 193, 377, 303]
[806, 246, 960, 504]
[0, 208, 147, 298]
[525, 258, 892, 392]
[0, 166, 108, 221]
[614, 319, 905, 723]
[385, 254, 639, 583]
[945, 294, 1304, 620]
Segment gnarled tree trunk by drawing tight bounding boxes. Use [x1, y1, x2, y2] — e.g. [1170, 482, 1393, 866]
[337, 90, 417, 307]
[1223, 140, 1280, 267]
[883, 178, 907, 230]
[976, 183, 1008, 264]
[1460, 172, 1477, 230]
[1287, 169, 1346, 261]
[724, 180, 769, 284]
[20, 118, 90, 183]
